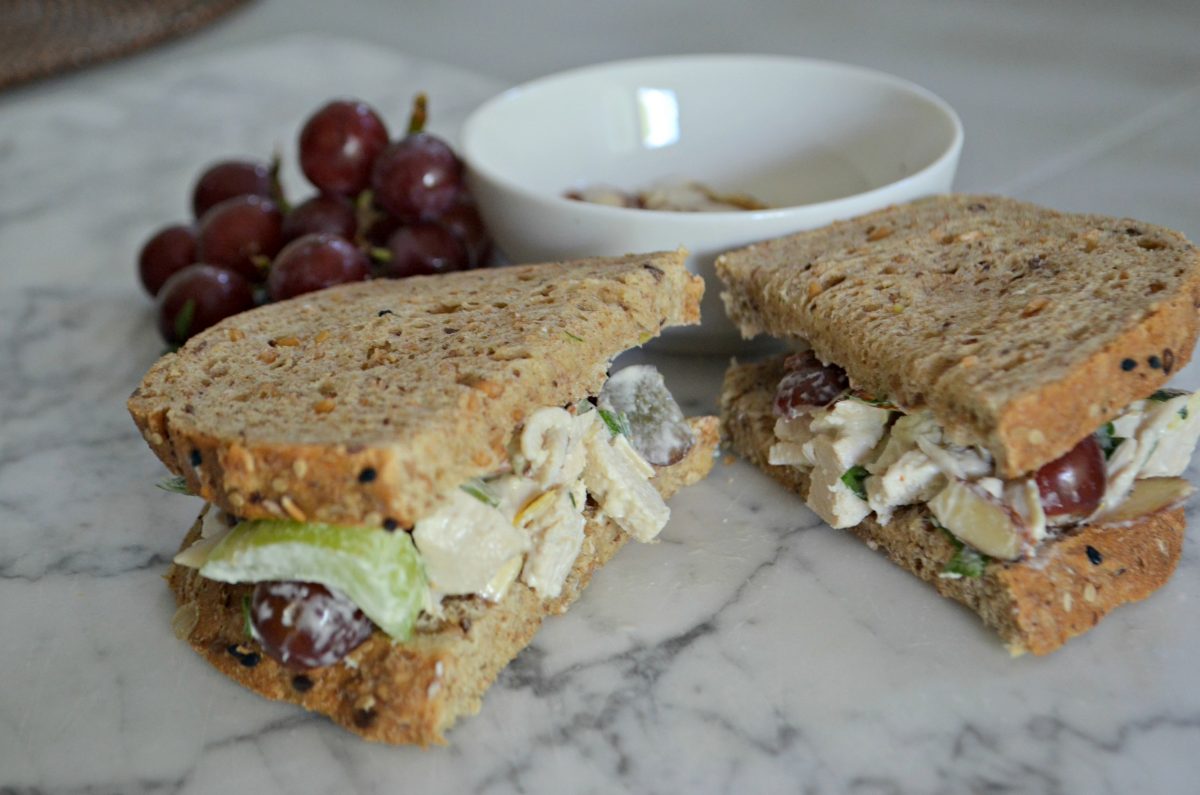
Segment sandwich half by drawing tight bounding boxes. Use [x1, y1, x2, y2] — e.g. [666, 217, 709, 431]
[717, 194, 1200, 655]
[129, 250, 717, 744]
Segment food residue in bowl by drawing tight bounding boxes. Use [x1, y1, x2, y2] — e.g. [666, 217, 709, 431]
[564, 181, 769, 212]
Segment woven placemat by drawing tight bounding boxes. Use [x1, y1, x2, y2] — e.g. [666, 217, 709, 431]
[0, 0, 253, 91]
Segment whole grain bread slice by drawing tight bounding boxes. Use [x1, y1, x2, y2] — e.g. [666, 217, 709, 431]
[717, 195, 1200, 477]
[720, 357, 1185, 655]
[166, 416, 717, 745]
[130, 251, 702, 528]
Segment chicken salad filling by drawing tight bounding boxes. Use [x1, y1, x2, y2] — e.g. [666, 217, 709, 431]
[768, 352, 1199, 568]
[168, 364, 696, 669]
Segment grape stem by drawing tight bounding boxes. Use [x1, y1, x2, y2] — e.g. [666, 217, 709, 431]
[353, 189, 382, 249]
[407, 93, 428, 135]
[268, 151, 291, 214]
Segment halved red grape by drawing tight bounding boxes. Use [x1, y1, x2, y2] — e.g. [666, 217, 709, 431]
[267, 233, 370, 301]
[439, 200, 492, 269]
[370, 133, 464, 222]
[281, 194, 357, 244]
[1035, 436, 1106, 518]
[197, 195, 283, 282]
[192, 160, 271, 219]
[250, 581, 375, 670]
[156, 264, 255, 345]
[138, 224, 197, 296]
[378, 223, 468, 278]
[773, 351, 849, 417]
[298, 100, 389, 196]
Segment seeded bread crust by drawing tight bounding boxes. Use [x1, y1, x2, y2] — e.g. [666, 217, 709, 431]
[166, 416, 717, 745]
[717, 195, 1200, 477]
[129, 251, 703, 529]
[720, 358, 1186, 656]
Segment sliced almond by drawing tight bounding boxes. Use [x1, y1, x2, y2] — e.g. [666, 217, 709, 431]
[929, 480, 1029, 560]
[1091, 477, 1193, 527]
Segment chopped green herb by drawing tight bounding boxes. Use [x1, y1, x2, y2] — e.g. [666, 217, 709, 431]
[568, 490, 577, 509]
[1147, 388, 1191, 420]
[241, 595, 254, 638]
[849, 392, 897, 409]
[598, 407, 631, 438]
[563, 331, 584, 342]
[460, 478, 500, 508]
[936, 524, 988, 578]
[174, 298, 196, 342]
[840, 465, 870, 500]
[944, 545, 987, 578]
[1149, 388, 1187, 402]
[156, 475, 192, 495]
[1094, 422, 1125, 460]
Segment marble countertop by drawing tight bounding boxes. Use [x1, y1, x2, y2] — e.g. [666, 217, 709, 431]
[3, 6, 1200, 792]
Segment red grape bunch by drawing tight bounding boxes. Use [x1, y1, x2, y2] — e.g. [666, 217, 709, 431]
[137, 94, 492, 346]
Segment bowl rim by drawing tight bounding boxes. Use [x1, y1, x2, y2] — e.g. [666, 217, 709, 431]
[460, 53, 965, 224]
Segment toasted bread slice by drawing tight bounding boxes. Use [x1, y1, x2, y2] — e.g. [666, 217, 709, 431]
[717, 195, 1200, 477]
[166, 417, 717, 745]
[130, 251, 703, 527]
[720, 357, 1185, 655]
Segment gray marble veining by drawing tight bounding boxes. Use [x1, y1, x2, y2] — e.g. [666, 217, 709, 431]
[3, 32, 1200, 795]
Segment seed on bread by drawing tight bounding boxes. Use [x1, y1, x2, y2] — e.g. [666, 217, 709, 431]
[280, 496, 306, 522]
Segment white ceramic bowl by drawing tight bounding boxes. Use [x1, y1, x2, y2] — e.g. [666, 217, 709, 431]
[460, 54, 963, 350]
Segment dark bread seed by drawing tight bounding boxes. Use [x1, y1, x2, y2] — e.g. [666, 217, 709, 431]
[1121, 358, 1137, 371]
[377, 309, 395, 317]
[190, 449, 202, 467]
[382, 518, 398, 532]
[353, 708, 377, 728]
[357, 467, 377, 483]
[227, 644, 260, 667]
[1163, 349, 1175, 373]
[1148, 355, 1162, 370]
[291, 675, 314, 692]
[1086, 546, 1103, 565]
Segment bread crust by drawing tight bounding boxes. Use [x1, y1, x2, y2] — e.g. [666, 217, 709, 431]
[720, 358, 1186, 655]
[716, 195, 1200, 477]
[130, 251, 704, 528]
[166, 417, 718, 745]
